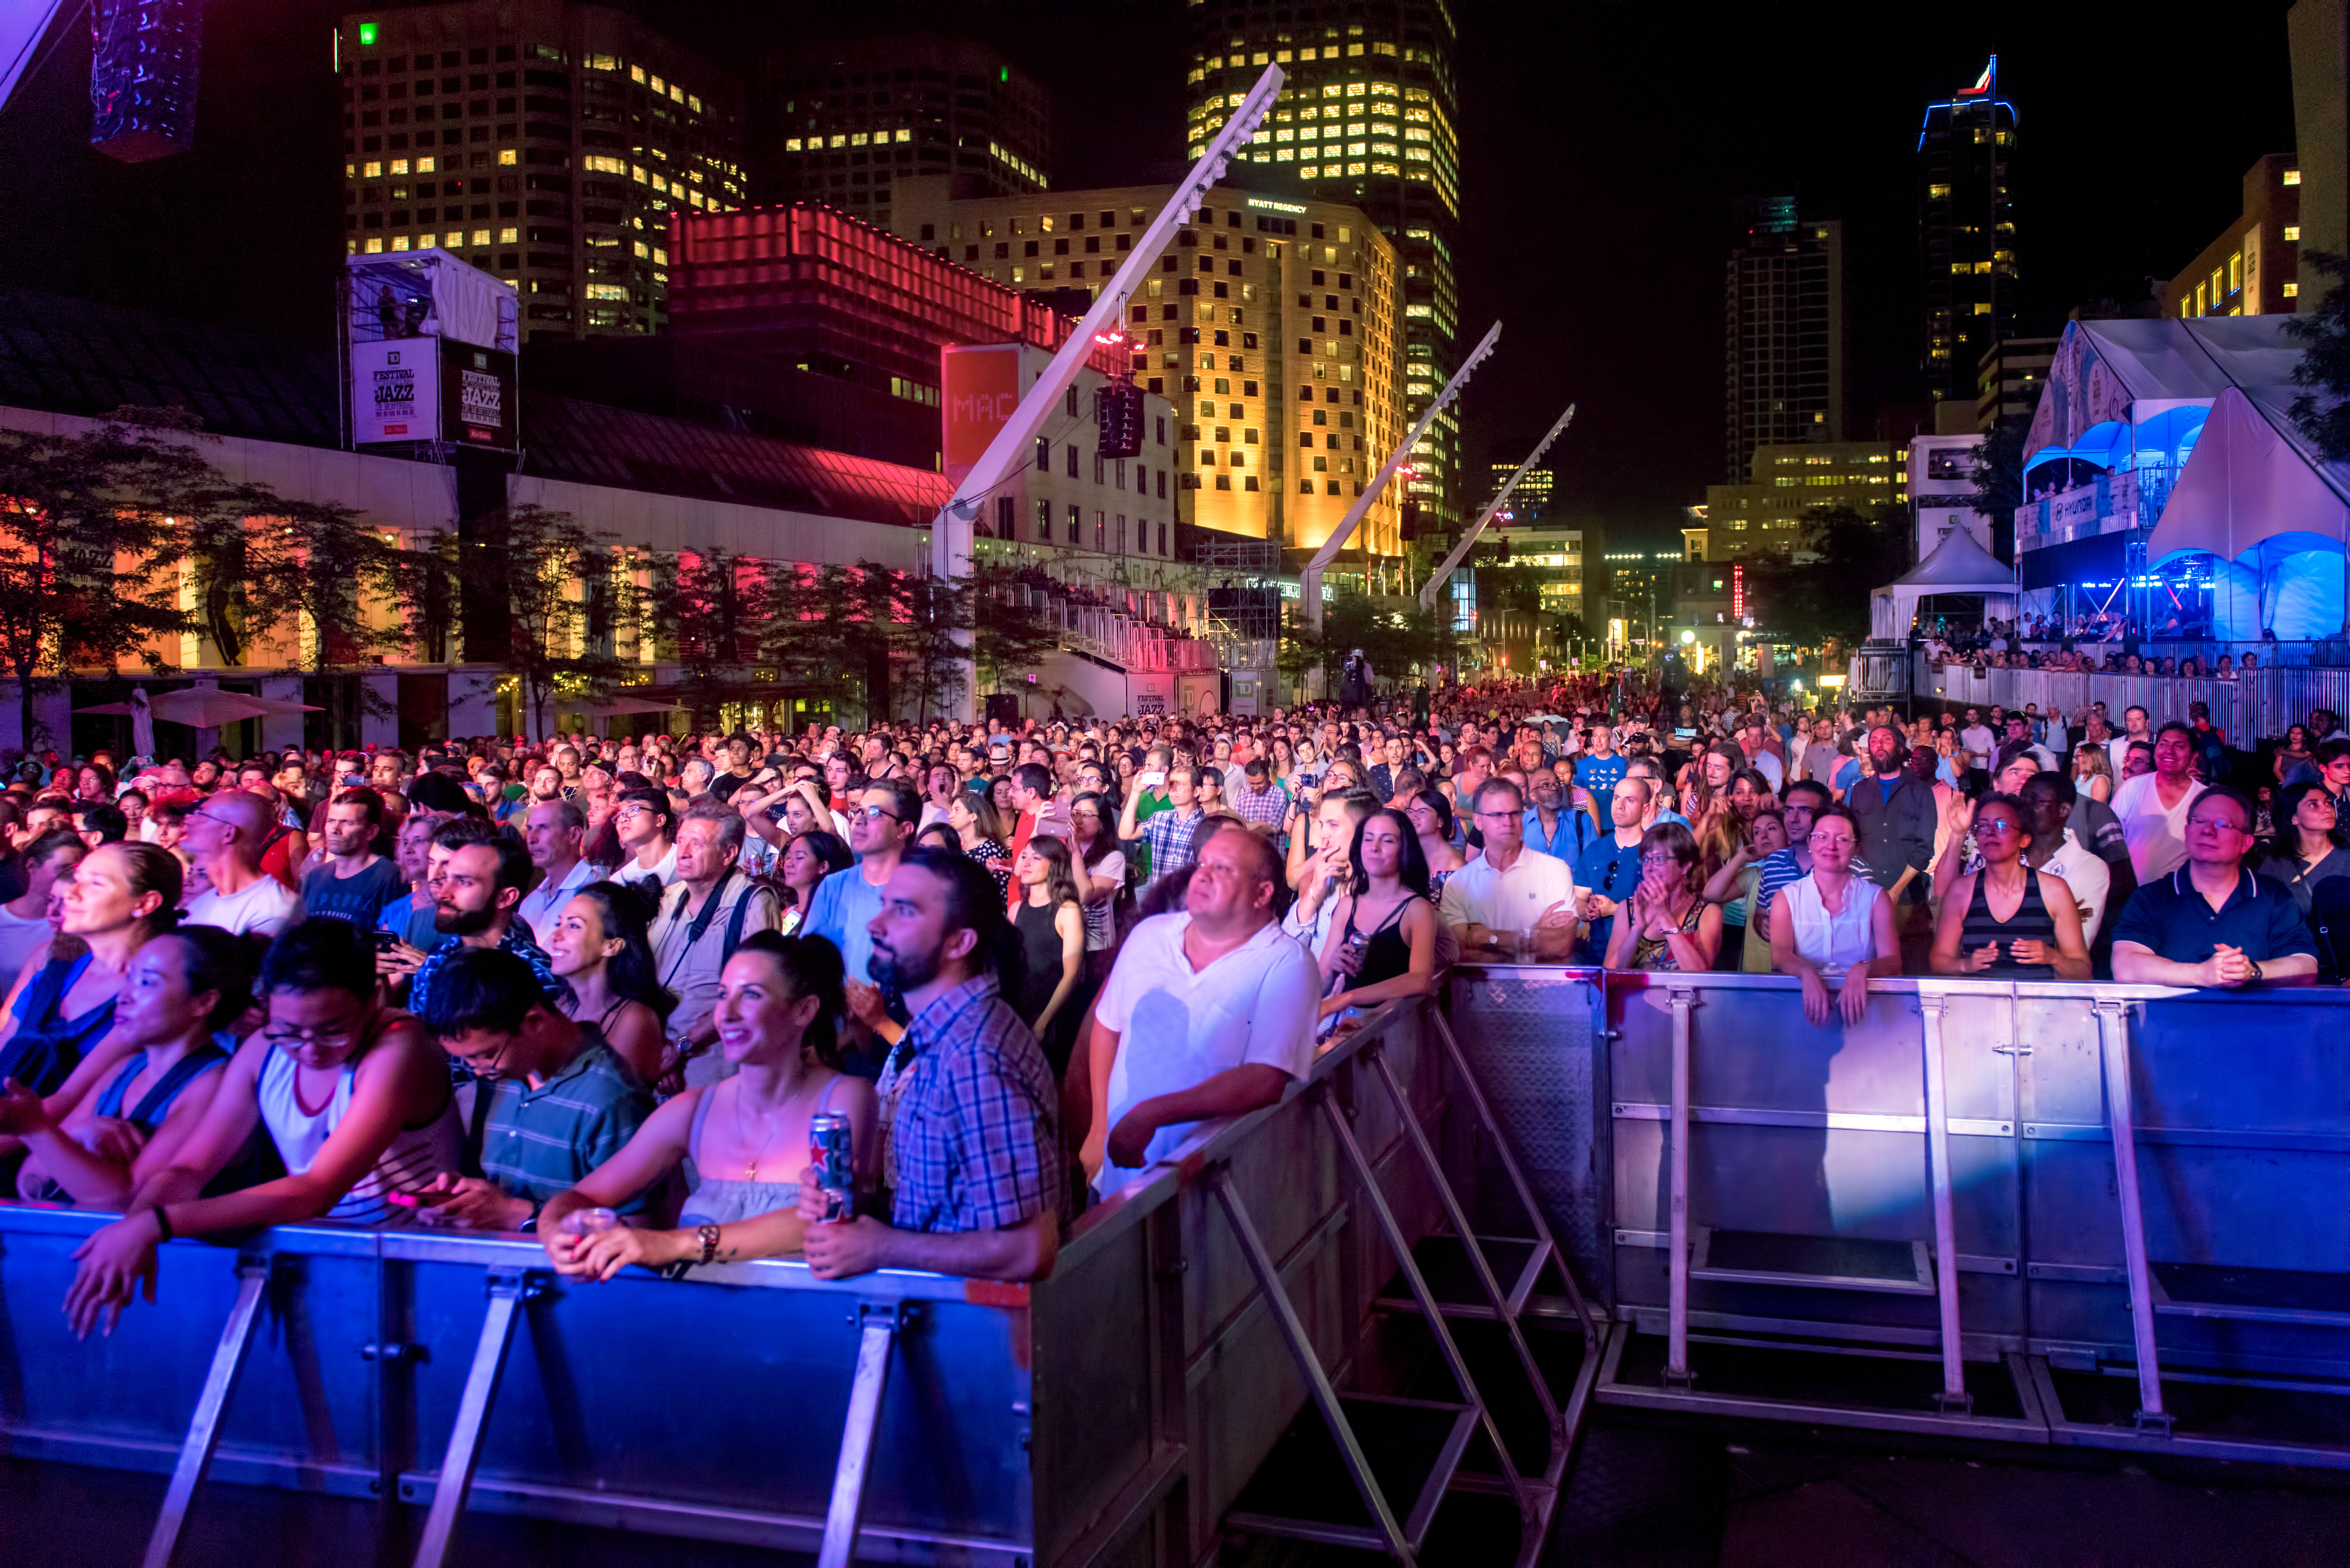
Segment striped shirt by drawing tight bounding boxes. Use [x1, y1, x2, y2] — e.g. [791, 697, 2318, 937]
[476, 1027, 653, 1217]
[880, 974, 1067, 1235]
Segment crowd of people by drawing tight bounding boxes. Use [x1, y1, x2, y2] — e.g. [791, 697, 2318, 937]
[1924, 621, 2267, 677]
[0, 665, 2333, 1317]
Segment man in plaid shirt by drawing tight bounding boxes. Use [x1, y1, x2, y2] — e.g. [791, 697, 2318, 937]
[1227, 758, 1291, 836]
[799, 848, 1066, 1282]
[1121, 765, 1206, 899]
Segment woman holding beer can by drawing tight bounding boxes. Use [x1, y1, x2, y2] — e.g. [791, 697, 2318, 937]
[538, 931, 876, 1279]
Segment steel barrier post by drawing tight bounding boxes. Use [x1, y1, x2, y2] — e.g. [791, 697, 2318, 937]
[2094, 998, 2171, 1434]
[413, 1266, 540, 1568]
[1664, 984, 1696, 1389]
[1917, 992, 1972, 1413]
[819, 1302, 908, 1568]
[1208, 1164, 1415, 1560]
[142, 1252, 272, 1568]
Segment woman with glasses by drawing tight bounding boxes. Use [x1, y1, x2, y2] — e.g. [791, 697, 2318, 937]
[1929, 793, 2091, 983]
[1770, 803, 1900, 1026]
[2253, 780, 2350, 924]
[0, 843, 183, 1103]
[1067, 791, 1127, 981]
[1316, 808, 1437, 1036]
[59, 920, 465, 1337]
[4, 927, 261, 1207]
[1603, 822, 1723, 974]
[948, 790, 1014, 901]
[776, 829, 853, 938]
[547, 882, 675, 1084]
[539, 933, 876, 1281]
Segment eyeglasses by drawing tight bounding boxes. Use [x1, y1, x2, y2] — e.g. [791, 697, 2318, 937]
[261, 1018, 365, 1053]
[857, 805, 906, 823]
[447, 1033, 515, 1080]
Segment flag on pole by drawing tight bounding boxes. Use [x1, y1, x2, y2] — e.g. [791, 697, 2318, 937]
[1956, 58, 1994, 98]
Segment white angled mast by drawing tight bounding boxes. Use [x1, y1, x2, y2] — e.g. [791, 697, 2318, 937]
[1418, 401, 1576, 611]
[1300, 318, 1501, 629]
[926, 64, 1288, 721]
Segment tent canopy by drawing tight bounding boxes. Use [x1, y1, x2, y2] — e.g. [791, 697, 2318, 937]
[1870, 525, 2019, 640]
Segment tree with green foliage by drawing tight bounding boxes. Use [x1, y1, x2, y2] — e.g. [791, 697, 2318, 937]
[462, 503, 633, 740]
[651, 546, 782, 725]
[769, 561, 905, 727]
[1277, 593, 1460, 693]
[1742, 502, 1912, 651]
[2288, 251, 2350, 461]
[0, 412, 206, 751]
[969, 562, 1064, 701]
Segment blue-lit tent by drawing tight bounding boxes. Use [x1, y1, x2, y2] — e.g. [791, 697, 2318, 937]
[2016, 316, 2348, 638]
[2147, 385, 2350, 639]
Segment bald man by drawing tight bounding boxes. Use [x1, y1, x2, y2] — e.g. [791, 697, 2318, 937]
[181, 788, 303, 936]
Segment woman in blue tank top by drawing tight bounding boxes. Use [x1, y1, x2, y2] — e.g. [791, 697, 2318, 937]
[4, 928, 258, 1208]
[0, 842, 185, 1112]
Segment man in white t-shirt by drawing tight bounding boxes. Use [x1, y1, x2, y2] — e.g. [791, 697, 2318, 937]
[2109, 722, 2207, 882]
[1088, 824, 1318, 1198]
[181, 790, 302, 937]
[1958, 708, 1995, 763]
[1439, 779, 1581, 959]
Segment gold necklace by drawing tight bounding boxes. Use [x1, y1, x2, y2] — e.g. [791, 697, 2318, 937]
[728, 1075, 807, 1182]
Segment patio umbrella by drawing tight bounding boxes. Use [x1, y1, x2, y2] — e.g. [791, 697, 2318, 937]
[129, 688, 155, 759]
[585, 695, 687, 716]
[141, 689, 316, 727]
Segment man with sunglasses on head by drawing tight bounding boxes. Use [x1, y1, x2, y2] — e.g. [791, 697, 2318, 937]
[181, 788, 303, 937]
[801, 776, 920, 997]
[2111, 785, 2316, 989]
[1574, 774, 1654, 960]
[647, 803, 781, 1088]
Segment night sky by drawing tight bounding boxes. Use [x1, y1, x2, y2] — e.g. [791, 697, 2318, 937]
[0, 0, 2302, 551]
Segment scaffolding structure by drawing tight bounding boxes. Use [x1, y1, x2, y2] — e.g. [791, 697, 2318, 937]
[1197, 535, 1285, 671]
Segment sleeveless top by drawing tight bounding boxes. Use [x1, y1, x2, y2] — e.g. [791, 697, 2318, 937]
[1780, 874, 1880, 975]
[1961, 870, 2058, 981]
[680, 1074, 848, 1227]
[256, 1013, 463, 1227]
[1334, 895, 1415, 995]
[96, 1044, 231, 1132]
[1013, 896, 1072, 1025]
[1630, 899, 1706, 972]
[0, 952, 118, 1098]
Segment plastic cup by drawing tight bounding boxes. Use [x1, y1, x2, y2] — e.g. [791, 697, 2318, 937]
[560, 1207, 618, 1237]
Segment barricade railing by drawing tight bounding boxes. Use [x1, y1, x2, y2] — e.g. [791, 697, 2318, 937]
[0, 993, 1602, 1566]
[1442, 966, 2350, 1466]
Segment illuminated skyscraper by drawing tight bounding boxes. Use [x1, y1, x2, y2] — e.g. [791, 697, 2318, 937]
[1185, 1, 1461, 539]
[762, 34, 1051, 233]
[1919, 58, 2017, 409]
[90, 0, 202, 162]
[1724, 196, 1846, 482]
[337, 2, 746, 340]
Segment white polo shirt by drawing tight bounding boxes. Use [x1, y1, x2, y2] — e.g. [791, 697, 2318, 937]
[2039, 827, 2112, 944]
[518, 857, 600, 949]
[1437, 845, 1579, 936]
[1094, 912, 1319, 1198]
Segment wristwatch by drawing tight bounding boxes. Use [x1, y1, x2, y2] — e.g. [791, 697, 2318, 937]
[2248, 958, 2265, 984]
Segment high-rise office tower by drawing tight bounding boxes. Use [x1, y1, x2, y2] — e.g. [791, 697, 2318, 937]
[890, 176, 1408, 562]
[1723, 196, 1845, 483]
[337, 2, 746, 340]
[1918, 58, 2017, 409]
[762, 34, 1050, 233]
[1185, 0, 1461, 539]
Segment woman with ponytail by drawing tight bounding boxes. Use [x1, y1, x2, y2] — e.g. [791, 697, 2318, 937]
[538, 931, 879, 1278]
[0, 843, 184, 1103]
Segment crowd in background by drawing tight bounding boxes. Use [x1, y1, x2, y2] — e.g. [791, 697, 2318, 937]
[0, 658, 2333, 1316]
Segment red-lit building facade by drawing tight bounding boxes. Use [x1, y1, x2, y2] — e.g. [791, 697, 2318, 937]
[663, 203, 1203, 618]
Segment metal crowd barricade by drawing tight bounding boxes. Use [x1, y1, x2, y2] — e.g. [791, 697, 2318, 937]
[0, 994, 1606, 1567]
[1443, 966, 2350, 1466]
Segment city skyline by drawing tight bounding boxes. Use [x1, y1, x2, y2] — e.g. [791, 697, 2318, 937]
[0, 0, 2307, 553]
